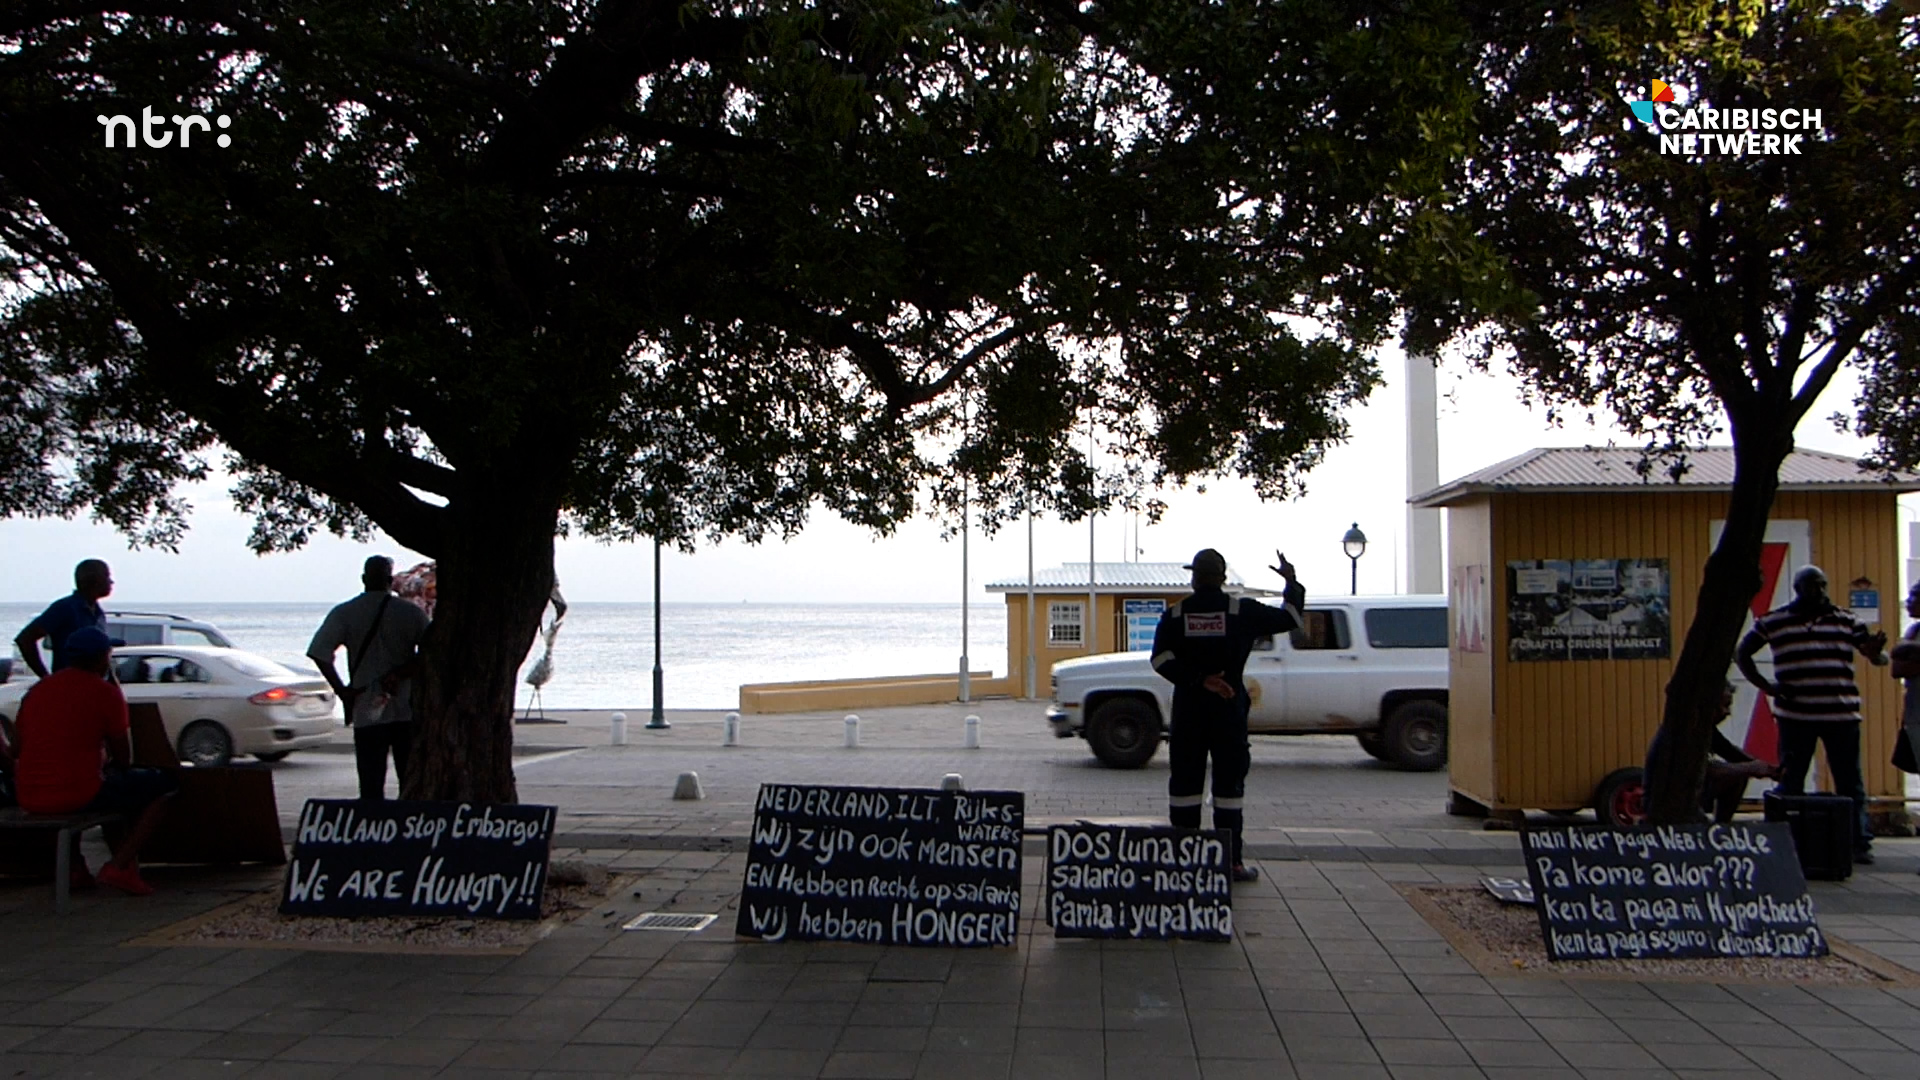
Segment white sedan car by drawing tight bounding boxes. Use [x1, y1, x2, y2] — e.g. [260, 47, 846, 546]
[0, 645, 340, 766]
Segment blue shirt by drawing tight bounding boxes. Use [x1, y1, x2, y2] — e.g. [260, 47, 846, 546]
[23, 593, 107, 673]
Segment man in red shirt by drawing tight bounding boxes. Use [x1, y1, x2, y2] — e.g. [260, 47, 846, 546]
[11, 627, 177, 895]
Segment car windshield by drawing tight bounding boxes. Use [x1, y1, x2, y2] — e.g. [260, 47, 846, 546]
[220, 653, 300, 680]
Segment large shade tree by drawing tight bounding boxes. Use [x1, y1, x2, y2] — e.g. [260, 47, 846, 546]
[1, 0, 1488, 801]
[1435, 0, 1920, 822]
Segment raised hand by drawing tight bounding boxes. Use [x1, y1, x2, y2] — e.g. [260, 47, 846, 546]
[1269, 550, 1297, 583]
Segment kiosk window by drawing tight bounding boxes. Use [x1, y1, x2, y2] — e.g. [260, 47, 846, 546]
[1364, 607, 1448, 649]
[1048, 602, 1084, 646]
[1291, 610, 1351, 650]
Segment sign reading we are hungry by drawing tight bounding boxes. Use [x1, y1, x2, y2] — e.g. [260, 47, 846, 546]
[1047, 823, 1232, 941]
[1523, 823, 1824, 961]
[737, 784, 1023, 947]
[281, 799, 557, 920]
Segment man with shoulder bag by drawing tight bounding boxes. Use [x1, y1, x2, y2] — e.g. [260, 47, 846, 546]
[308, 556, 432, 800]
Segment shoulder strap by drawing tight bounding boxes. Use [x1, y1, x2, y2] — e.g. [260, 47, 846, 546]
[352, 594, 393, 672]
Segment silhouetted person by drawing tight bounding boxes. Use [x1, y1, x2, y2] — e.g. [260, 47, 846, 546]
[308, 556, 431, 800]
[14, 559, 113, 676]
[1737, 565, 1887, 864]
[1151, 548, 1304, 883]
[11, 628, 177, 895]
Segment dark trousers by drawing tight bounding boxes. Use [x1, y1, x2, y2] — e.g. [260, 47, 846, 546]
[1775, 718, 1872, 852]
[353, 722, 413, 801]
[1168, 699, 1251, 865]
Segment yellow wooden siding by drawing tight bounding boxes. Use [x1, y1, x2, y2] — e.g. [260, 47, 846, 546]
[1446, 499, 1496, 803]
[1481, 490, 1903, 810]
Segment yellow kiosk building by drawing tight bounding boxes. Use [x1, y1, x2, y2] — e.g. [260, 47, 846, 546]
[1415, 446, 1919, 824]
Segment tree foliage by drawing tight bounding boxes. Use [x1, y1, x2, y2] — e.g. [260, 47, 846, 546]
[1, 1, 1490, 800]
[1442, 0, 1920, 822]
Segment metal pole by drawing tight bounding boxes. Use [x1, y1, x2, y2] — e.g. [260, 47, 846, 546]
[648, 535, 669, 729]
[1024, 508, 1036, 699]
[1088, 423, 1097, 655]
[1350, 555, 1359, 597]
[960, 469, 971, 704]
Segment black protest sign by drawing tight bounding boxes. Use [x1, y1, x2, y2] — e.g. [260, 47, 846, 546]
[1522, 823, 1825, 961]
[737, 784, 1023, 947]
[281, 799, 557, 920]
[1046, 824, 1232, 941]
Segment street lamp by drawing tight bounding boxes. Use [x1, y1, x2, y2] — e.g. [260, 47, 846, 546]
[1342, 523, 1368, 596]
[647, 535, 669, 729]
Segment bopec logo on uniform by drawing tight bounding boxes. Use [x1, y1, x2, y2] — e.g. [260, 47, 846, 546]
[97, 106, 233, 148]
[1626, 78, 1822, 156]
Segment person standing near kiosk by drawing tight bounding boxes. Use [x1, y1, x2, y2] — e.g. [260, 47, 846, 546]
[1150, 548, 1304, 883]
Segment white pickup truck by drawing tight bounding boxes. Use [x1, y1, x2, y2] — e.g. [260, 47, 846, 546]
[1046, 594, 1450, 771]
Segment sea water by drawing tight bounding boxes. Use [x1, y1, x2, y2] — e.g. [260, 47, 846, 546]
[0, 602, 1008, 710]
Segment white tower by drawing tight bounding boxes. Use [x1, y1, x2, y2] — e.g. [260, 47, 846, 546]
[1406, 352, 1444, 595]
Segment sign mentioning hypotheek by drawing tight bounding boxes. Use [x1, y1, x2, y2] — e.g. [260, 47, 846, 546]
[1523, 823, 1824, 961]
[281, 799, 557, 920]
[1047, 824, 1232, 941]
[738, 784, 1023, 947]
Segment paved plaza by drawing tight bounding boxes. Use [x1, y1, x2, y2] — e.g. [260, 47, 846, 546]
[3, 700, 1920, 1079]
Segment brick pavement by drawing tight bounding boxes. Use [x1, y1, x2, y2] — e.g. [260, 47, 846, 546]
[2, 698, 1919, 1079]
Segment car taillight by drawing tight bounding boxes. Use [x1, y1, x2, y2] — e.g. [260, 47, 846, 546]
[250, 687, 293, 705]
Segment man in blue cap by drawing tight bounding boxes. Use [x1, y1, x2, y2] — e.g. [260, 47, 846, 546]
[8, 627, 177, 895]
[13, 559, 114, 677]
[1151, 548, 1305, 883]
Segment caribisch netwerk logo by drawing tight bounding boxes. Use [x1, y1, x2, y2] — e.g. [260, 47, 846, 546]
[1625, 78, 1822, 156]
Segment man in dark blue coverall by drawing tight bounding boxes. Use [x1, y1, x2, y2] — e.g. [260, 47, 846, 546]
[1151, 548, 1305, 883]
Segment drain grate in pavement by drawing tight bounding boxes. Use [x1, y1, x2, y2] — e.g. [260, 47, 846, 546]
[622, 912, 718, 932]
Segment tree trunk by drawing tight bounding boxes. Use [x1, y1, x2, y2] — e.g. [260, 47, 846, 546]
[1643, 430, 1793, 824]
[403, 495, 561, 803]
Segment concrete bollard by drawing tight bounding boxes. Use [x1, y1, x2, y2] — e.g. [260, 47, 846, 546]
[844, 714, 860, 748]
[673, 771, 704, 800]
[610, 712, 628, 746]
[941, 773, 965, 792]
[723, 712, 740, 747]
[964, 714, 981, 749]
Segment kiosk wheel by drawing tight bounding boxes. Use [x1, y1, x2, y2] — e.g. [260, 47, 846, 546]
[1593, 767, 1648, 827]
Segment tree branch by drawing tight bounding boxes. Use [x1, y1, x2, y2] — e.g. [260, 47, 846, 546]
[1788, 260, 1920, 423]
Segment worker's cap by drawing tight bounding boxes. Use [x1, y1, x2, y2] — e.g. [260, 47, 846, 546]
[1183, 549, 1228, 576]
[63, 626, 115, 658]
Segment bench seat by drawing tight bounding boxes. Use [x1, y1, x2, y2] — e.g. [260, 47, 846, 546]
[0, 808, 123, 912]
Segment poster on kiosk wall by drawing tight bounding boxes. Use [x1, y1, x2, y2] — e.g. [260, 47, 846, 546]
[1711, 520, 1812, 798]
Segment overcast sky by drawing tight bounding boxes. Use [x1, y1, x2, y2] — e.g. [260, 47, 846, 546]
[2, 346, 1910, 607]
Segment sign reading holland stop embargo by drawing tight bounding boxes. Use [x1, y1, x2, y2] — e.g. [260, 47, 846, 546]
[281, 799, 557, 920]
[737, 784, 1023, 947]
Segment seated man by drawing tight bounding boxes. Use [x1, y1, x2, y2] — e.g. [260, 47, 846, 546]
[1647, 681, 1778, 823]
[12, 627, 178, 895]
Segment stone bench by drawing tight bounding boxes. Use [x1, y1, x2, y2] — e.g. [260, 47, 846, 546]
[0, 807, 123, 913]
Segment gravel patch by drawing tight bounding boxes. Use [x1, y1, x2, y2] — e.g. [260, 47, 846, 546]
[1411, 885, 1891, 984]
[138, 862, 621, 953]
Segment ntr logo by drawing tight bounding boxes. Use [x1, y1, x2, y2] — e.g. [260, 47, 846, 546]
[97, 106, 232, 148]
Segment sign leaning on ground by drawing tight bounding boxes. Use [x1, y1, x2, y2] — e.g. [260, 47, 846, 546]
[1522, 823, 1824, 961]
[1046, 823, 1233, 942]
[281, 799, 558, 920]
[737, 784, 1024, 947]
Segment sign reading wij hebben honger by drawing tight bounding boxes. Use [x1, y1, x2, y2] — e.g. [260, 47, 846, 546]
[738, 784, 1024, 947]
[281, 799, 557, 920]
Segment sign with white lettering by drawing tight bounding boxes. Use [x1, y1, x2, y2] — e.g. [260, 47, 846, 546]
[280, 799, 556, 920]
[1522, 823, 1825, 961]
[737, 785, 1023, 947]
[1046, 823, 1232, 941]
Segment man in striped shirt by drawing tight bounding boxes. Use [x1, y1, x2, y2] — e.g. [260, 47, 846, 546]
[1737, 565, 1889, 863]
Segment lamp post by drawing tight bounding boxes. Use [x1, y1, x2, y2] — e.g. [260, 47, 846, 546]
[647, 535, 669, 729]
[1342, 523, 1368, 596]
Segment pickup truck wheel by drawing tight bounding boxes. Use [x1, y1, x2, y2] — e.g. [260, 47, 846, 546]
[1384, 701, 1447, 772]
[1356, 731, 1390, 761]
[1087, 698, 1162, 769]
